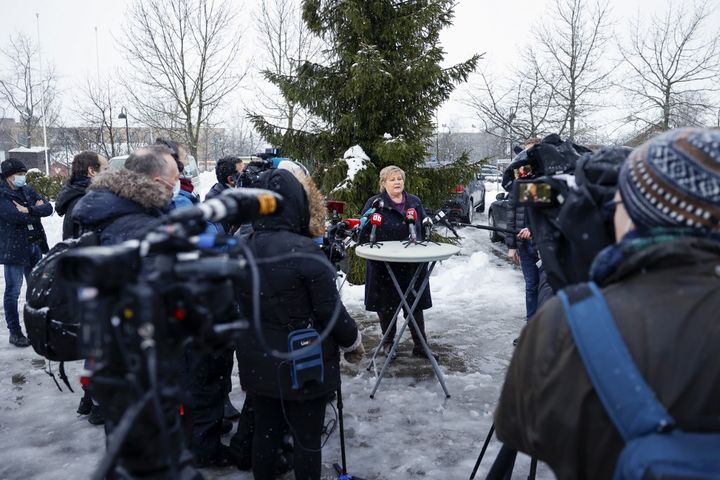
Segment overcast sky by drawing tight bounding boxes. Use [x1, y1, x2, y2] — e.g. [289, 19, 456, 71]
[0, 0, 715, 135]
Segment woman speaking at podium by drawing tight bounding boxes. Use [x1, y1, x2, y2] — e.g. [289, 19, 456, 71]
[359, 165, 435, 359]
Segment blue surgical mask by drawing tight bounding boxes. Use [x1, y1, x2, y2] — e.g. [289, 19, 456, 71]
[172, 180, 181, 196]
[13, 175, 26, 187]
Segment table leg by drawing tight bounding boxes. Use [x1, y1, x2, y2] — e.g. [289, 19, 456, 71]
[369, 261, 451, 398]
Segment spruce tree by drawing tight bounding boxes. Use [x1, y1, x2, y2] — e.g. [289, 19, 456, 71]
[250, 0, 481, 213]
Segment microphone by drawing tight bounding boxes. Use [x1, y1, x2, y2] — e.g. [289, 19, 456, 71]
[433, 210, 460, 238]
[405, 208, 417, 242]
[369, 212, 383, 243]
[422, 216, 433, 238]
[168, 187, 283, 225]
[359, 198, 386, 229]
[339, 218, 361, 231]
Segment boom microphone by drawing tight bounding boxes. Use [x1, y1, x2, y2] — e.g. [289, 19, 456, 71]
[360, 198, 386, 229]
[369, 212, 383, 243]
[433, 210, 460, 238]
[340, 218, 361, 231]
[405, 208, 418, 242]
[422, 216, 433, 238]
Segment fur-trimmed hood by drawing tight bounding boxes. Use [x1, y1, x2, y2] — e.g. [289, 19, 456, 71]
[72, 169, 169, 228]
[251, 169, 326, 237]
[89, 169, 169, 209]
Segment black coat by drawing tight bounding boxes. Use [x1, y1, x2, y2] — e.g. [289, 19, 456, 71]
[359, 191, 432, 313]
[236, 169, 359, 401]
[72, 170, 169, 246]
[0, 178, 52, 265]
[55, 177, 91, 240]
[504, 185, 528, 249]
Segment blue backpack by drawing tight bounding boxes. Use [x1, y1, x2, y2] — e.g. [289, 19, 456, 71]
[559, 282, 720, 480]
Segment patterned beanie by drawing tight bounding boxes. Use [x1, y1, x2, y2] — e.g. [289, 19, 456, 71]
[618, 128, 720, 231]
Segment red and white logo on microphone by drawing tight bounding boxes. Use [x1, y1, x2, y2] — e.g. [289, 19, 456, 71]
[370, 212, 383, 225]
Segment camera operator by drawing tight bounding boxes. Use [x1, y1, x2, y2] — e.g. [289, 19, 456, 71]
[505, 139, 541, 328]
[206, 155, 246, 234]
[231, 168, 363, 480]
[494, 128, 720, 480]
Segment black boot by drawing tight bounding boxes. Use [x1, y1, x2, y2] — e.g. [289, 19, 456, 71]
[224, 395, 240, 420]
[88, 404, 105, 425]
[77, 388, 92, 415]
[9, 332, 30, 348]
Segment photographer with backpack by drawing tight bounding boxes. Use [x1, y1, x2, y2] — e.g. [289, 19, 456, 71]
[0, 158, 52, 347]
[494, 128, 720, 479]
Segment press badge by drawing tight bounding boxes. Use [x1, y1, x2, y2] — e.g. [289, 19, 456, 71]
[27, 224, 34, 231]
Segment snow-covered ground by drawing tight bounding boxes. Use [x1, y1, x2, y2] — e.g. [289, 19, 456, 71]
[0, 178, 555, 479]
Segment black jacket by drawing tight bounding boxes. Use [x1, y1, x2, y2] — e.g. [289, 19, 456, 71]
[205, 182, 227, 201]
[505, 186, 528, 249]
[0, 178, 52, 265]
[72, 170, 169, 246]
[359, 191, 432, 313]
[56, 177, 91, 240]
[236, 169, 359, 401]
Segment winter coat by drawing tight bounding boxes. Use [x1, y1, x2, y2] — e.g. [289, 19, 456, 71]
[0, 177, 52, 266]
[204, 182, 227, 201]
[235, 169, 359, 401]
[494, 237, 720, 480]
[55, 177, 91, 240]
[72, 169, 169, 246]
[504, 185, 528, 249]
[359, 191, 432, 313]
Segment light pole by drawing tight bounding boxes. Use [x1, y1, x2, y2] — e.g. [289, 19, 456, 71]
[118, 107, 130, 155]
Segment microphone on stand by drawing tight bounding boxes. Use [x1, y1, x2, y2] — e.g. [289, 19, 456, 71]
[405, 208, 418, 243]
[369, 212, 383, 244]
[422, 216, 433, 239]
[359, 198, 385, 230]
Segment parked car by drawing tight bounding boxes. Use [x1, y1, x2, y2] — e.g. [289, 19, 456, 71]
[487, 190, 513, 243]
[109, 153, 201, 191]
[480, 165, 503, 183]
[442, 174, 486, 224]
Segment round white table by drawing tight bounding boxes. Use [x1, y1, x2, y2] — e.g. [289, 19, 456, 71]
[355, 241, 459, 398]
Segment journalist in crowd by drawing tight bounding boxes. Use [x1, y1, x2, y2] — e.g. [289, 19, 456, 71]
[232, 167, 363, 480]
[494, 128, 720, 479]
[359, 165, 435, 359]
[0, 158, 52, 347]
[55, 151, 108, 240]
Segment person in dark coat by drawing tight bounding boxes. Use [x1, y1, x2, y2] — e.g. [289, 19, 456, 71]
[55, 151, 108, 240]
[495, 128, 720, 480]
[0, 158, 52, 347]
[233, 168, 362, 480]
[206, 155, 245, 234]
[359, 165, 433, 358]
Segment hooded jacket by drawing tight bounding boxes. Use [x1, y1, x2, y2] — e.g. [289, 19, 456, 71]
[494, 237, 720, 480]
[0, 177, 52, 265]
[55, 176, 91, 240]
[359, 191, 432, 313]
[72, 169, 169, 246]
[235, 169, 359, 401]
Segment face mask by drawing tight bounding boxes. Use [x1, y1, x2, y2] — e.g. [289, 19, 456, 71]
[172, 180, 181, 196]
[13, 175, 27, 187]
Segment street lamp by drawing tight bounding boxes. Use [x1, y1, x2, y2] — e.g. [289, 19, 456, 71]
[118, 107, 130, 155]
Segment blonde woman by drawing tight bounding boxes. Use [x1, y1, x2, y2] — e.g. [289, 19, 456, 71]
[359, 165, 436, 359]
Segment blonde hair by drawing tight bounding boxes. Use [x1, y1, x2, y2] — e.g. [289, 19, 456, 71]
[378, 165, 405, 192]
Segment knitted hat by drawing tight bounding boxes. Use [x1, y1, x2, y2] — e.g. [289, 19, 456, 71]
[1, 158, 28, 178]
[618, 128, 720, 231]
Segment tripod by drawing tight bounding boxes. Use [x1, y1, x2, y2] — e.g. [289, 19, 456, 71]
[469, 422, 537, 480]
[333, 386, 366, 480]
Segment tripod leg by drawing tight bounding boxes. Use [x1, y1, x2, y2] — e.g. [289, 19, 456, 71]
[485, 445, 517, 480]
[469, 423, 495, 480]
[337, 387, 347, 475]
[528, 457, 537, 480]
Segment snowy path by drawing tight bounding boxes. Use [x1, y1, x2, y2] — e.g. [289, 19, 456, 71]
[0, 179, 555, 479]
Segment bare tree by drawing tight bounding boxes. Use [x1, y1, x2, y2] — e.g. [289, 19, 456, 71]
[0, 33, 59, 148]
[119, 0, 247, 158]
[74, 76, 124, 158]
[219, 109, 264, 156]
[466, 54, 558, 155]
[254, 0, 322, 131]
[536, 0, 613, 140]
[619, 1, 720, 131]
